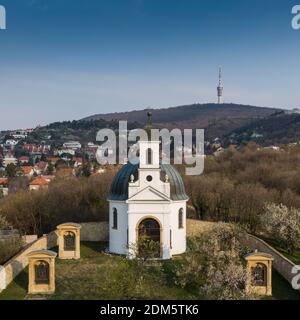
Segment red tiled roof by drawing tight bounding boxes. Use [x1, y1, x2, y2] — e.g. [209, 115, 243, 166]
[41, 175, 55, 182]
[47, 156, 59, 161]
[19, 156, 30, 161]
[29, 177, 49, 186]
[0, 178, 8, 186]
[20, 166, 34, 174]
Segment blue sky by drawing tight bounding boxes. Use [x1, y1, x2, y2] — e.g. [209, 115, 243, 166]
[0, 0, 299, 129]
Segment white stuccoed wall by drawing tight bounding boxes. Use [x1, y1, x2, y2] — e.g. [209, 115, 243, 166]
[169, 201, 187, 255]
[109, 201, 128, 255]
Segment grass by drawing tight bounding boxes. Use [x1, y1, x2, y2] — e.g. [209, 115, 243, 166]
[0, 241, 299, 300]
[271, 270, 300, 300]
[259, 236, 300, 265]
[0, 242, 192, 300]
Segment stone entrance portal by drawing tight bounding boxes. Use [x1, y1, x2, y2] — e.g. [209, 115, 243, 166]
[137, 218, 161, 257]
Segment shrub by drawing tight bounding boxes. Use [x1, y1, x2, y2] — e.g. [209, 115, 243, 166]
[260, 203, 300, 254]
[0, 236, 24, 265]
[171, 223, 252, 300]
[0, 214, 10, 229]
[0, 172, 115, 235]
[184, 145, 300, 232]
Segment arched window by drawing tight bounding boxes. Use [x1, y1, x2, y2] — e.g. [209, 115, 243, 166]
[146, 148, 153, 165]
[178, 208, 184, 229]
[112, 208, 118, 229]
[251, 263, 267, 286]
[64, 231, 75, 251]
[35, 260, 50, 285]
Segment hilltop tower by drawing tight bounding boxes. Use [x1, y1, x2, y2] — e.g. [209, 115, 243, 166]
[217, 67, 223, 104]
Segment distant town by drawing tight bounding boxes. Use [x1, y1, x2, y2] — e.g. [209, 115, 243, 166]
[2, 105, 300, 198]
[0, 127, 107, 197]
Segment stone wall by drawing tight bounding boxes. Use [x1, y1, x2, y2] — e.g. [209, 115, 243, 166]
[0, 222, 108, 292]
[187, 220, 299, 291]
[0, 230, 58, 292]
[1, 220, 298, 294]
[242, 234, 299, 289]
[80, 222, 108, 242]
[0, 230, 20, 242]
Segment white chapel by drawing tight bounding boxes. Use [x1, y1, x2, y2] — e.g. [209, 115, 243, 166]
[108, 132, 189, 259]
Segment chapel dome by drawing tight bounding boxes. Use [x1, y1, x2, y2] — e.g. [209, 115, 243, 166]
[108, 162, 189, 201]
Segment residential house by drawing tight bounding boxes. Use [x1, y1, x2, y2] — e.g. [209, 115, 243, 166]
[34, 161, 48, 175]
[10, 129, 30, 139]
[3, 155, 18, 167]
[73, 157, 83, 167]
[62, 141, 82, 151]
[23, 143, 51, 155]
[19, 156, 30, 164]
[85, 145, 98, 161]
[19, 166, 35, 177]
[56, 148, 76, 156]
[0, 178, 8, 197]
[29, 177, 50, 191]
[41, 175, 55, 183]
[47, 156, 60, 165]
[4, 139, 18, 147]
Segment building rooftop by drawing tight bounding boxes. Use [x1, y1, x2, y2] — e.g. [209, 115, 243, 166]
[29, 177, 49, 186]
[108, 162, 189, 201]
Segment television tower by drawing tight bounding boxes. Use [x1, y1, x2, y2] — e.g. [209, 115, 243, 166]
[217, 67, 223, 104]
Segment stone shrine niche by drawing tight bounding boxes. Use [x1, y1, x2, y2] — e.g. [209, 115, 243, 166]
[244, 251, 274, 296]
[57, 223, 81, 260]
[27, 250, 57, 295]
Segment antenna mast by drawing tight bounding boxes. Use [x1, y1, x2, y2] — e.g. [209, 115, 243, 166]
[217, 67, 223, 104]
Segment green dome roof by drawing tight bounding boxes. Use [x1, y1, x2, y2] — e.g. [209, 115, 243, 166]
[108, 163, 188, 201]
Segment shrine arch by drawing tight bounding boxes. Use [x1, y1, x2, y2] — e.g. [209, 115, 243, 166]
[136, 217, 162, 258]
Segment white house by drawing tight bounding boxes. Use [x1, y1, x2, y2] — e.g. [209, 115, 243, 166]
[3, 156, 17, 167]
[57, 148, 76, 156]
[62, 141, 82, 150]
[0, 178, 8, 197]
[4, 139, 18, 147]
[108, 139, 188, 260]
